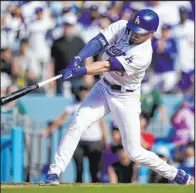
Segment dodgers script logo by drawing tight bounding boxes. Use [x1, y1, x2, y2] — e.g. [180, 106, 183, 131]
[106, 45, 125, 57]
[135, 16, 140, 25]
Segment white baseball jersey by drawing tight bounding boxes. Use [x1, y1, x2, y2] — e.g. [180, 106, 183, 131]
[101, 20, 153, 90]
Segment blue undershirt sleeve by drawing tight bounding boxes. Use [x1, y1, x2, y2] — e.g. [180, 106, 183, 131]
[77, 33, 108, 62]
[109, 58, 125, 72]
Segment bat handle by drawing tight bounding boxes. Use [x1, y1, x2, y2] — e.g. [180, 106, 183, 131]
[38, 74, 62, 87]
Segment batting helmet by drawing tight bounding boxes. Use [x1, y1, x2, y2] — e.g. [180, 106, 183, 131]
[127, 9, 159, 34]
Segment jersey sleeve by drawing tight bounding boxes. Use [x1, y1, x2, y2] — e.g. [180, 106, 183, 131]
[100, 20, 127, 45]
[115, 54, 150, 76]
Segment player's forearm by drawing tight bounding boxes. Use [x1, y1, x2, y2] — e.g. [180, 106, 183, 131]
[60, 58, 125, 80]
[158, 105, 168, 124]
[100, 118, 108, 143]
[47, 112, 68, 134]
[131, 164, 140, 183]
[86, 61, 110, 75]
[84, 56, 94, 66]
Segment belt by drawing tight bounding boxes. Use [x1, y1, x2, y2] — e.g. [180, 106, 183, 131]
[103, 77, 134, 92]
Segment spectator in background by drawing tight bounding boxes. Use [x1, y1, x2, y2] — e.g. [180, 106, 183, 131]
[108, 145, 138, 184]
[120, 3, 133, 21]
[150, 24, 178, 93]
[26, 7, 55, 82]
[177, 70, 194, 96]
[19, 1, 49, 25]
[1, 85, 32, 182]
[100, 122, 122, 183]
[41, 82, 108, 183]
[97, 15, 112, 31]
[1, 10, 14, 49]
[171, 100, 194, 164]
[172, 6, 194, 94]
[47, 8, 76, 45]
[140, 113, 155, 151]
[141, 80, 168, 128]
[1, 85, 27, 115]
[106, 1, 122, 23]
[1, 4, 27, 53]
[13, 39, 40, 89]
[145, 1, 192, 37]
[50, 12, 92, 95]
[1, 84, 31, 147]
[81, 74, 96, 91]
[149, 146, 172, 183]
[76, 5, 102, 44]
[179, 142, 195, 178]
[171, 100, 194, 146]
[110, 122, 123, 154]
[7, 5, 24, 50]
[1, 4, 19, 49]
[1, 47, 18, 95]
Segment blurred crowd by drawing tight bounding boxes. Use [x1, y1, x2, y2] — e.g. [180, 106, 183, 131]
[1, 1, 195, 184]
[1, 1, 195, 96]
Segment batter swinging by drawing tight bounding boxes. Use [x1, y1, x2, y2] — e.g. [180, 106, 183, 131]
[45, 9, 193, 185]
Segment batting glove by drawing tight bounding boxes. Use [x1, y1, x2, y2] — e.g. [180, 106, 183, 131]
[60, 66, 87, 81]
[67, 56, 81, 68]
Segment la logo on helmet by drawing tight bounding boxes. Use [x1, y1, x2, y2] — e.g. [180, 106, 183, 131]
[135, 16, 140, 25]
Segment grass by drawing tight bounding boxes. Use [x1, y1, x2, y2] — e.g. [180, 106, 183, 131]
[1, 183, 194, 193]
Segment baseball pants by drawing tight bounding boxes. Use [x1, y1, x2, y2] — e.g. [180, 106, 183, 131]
[48, 79, 178, 180]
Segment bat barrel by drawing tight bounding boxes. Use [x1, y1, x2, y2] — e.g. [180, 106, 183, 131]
[1, 74, 62, 105]
[1, 84, 39, 105]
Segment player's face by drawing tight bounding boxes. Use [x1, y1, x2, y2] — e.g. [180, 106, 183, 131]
[36, 11, 43, 20]
[130, 32, 153, 45]
[112, 130, 121, 144]
[162, 28, 171, 39]
[64, 24, 75, 36]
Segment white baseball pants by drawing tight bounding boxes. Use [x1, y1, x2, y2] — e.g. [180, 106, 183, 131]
[48, 79, 177, 180]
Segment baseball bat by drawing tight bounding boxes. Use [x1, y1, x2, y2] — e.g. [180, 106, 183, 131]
[1, 74, 62, 105]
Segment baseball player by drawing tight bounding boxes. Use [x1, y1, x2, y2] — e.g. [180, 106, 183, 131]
[45, 9, 193, 185]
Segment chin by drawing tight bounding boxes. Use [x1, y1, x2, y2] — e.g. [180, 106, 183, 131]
[132, 41, 141, 45]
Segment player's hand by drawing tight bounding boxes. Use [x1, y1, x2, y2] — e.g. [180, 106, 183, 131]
[67, 56, 81, 68]
[60, 66, 87, 81]
[60, 68, 73, 80]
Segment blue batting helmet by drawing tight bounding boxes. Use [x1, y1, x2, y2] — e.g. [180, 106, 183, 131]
[127, 9, 159, 34]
